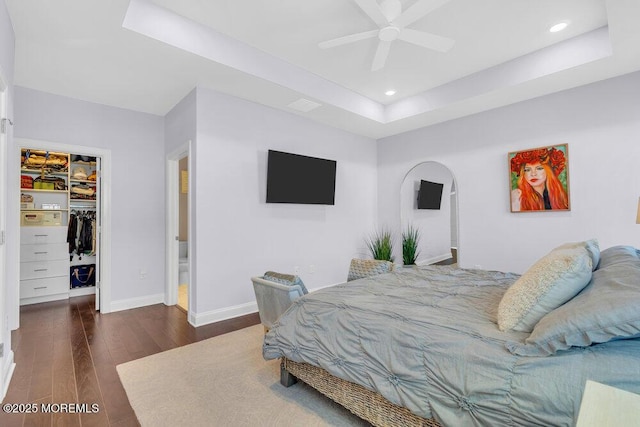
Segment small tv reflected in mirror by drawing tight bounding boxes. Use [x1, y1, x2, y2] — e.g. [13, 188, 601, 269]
[417, 180, 444, 210]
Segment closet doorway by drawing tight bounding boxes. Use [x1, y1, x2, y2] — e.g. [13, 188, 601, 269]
[15, 138, 112, 314]
[165, 141, 192, 322]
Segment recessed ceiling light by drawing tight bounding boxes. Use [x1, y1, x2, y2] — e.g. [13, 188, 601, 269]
[385, 90, 396, 96]
[549, 21, 569, 33]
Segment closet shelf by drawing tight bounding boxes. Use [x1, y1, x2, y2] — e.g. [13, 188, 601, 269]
[21, 169, 69, 176]
[70, 178, 97, 184]
[21, 188, 68, 194]
[20, 209, 69, 212]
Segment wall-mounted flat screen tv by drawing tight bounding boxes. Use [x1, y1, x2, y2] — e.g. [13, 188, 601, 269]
[266, 150, 337, 205]
[417, 180, 444, 210]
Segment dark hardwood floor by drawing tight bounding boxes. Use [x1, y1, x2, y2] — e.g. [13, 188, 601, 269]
[0, 295, 260, 427]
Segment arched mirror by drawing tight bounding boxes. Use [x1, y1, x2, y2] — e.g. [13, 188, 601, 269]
[400, 161, 458, 266]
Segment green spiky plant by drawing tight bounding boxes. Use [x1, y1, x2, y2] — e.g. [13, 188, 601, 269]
[402, 224, 420, 266]
[365, 229, 394, 262]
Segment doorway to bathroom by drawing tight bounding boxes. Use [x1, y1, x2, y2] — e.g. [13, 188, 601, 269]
[177, 155, 189, 312]
[165, 141, 192, 321]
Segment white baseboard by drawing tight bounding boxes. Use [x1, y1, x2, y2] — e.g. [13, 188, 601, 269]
[70, 287, 96, 297]
[309, 281, 342, 292]
[1, 350, 15, 402]
[190, 301, 258, 327]
[110, 293, 165, 313]
[109, 294, 258, 328]
[416, 252, 454, 266]
[20, 292, 69, 306]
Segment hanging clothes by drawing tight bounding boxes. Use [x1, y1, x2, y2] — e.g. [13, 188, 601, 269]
[69, 210, 96, 260]
[67, 212, 78, 259]
[77, 212, 93, 255]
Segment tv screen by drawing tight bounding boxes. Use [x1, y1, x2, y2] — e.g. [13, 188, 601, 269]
[417, 180, 444, 210]
[266, 150, 337, 205]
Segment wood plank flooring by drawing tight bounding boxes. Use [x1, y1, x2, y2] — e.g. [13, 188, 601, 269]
[0, 295, 260, 427]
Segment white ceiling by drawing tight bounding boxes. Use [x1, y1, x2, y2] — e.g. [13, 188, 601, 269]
[6, 0, 640, 139]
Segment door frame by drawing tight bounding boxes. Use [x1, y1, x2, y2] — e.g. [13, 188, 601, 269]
[165, 141, 192, 318]
[13, 138, 112, 315]
[0, 66, 15, 402]
[400, 160, 461, 266]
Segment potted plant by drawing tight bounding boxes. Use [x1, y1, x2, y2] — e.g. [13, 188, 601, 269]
[402, 224, 420, 266]
[365, 229, 394, 262]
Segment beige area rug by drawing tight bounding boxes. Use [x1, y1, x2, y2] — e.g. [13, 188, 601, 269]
[117, 325, 369, 427]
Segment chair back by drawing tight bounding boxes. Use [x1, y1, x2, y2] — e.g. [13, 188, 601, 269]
[347, 259, 394, 281]
[251, 272, 307, 330]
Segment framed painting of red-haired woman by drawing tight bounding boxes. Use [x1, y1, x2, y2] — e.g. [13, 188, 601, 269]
[509, 144, 570, 212]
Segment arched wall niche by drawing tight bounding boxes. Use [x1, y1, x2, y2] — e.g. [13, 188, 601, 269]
[400, 161, 459, 265]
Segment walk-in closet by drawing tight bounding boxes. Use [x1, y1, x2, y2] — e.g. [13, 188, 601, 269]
[19, 146, 102, 307]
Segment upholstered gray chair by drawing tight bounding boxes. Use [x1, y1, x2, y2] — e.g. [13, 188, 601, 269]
[347, 259, 395, 281]
[251, 271, 308, 332]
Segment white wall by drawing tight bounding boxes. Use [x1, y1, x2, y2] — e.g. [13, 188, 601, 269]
[164, 89, 194, 243]
[11, 87, 166, 306]
[164, 88, 196, 154]
[378, 71, 640, 274]
[191, 88, 378, 321]
[0, 0, 13, 85]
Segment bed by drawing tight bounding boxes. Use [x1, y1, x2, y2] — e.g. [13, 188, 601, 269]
[263, 243, 640, 426]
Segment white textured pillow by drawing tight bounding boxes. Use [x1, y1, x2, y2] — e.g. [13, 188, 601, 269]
[555, 239, 600, 271]
[497, 246, 593, 332]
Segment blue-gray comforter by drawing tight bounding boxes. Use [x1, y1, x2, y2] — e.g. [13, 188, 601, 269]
[263, 265, 640, 426]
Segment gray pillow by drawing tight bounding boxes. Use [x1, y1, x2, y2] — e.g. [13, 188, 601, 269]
[507, 246, 640, 356]
[595, 245, 638, 270]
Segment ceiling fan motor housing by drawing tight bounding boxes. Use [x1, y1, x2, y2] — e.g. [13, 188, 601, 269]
[379, 26, 401, 41]
[319, 0, 455, 71]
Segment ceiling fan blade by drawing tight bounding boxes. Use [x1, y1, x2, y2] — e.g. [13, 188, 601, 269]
[393, 0, 451, 28]
[353, 0, 389, 28]
[318, 30, 378, 49]
[371, 40, 392, 71]
[398, 29, 454, 52]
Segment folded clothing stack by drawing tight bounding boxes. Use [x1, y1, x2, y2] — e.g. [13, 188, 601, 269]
[71, 184, 96, 197]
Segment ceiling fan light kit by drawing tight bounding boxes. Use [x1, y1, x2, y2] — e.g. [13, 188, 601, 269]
[319, 0, 455, 71]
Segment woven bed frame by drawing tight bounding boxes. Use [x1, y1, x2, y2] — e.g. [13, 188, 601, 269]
[281, 358, 441, 427]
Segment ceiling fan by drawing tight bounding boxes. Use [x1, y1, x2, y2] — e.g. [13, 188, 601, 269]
[319, 0, 455, 71]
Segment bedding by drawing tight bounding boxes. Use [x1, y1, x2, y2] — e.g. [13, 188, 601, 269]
[263, 264, 640, 427]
